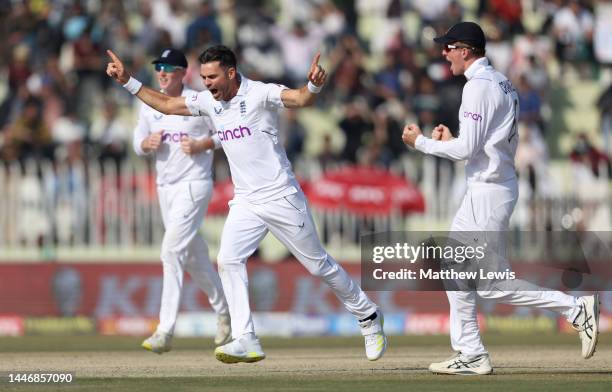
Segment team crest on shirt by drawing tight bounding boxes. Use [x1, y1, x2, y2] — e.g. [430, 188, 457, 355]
[240, 101, 246, 117]
[214, 106, 223, 115]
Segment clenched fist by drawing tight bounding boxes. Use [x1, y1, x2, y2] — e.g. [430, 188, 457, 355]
[432, 124, 453, 141]
[142, 131, 163, 153]
[402, 124, 423, 148]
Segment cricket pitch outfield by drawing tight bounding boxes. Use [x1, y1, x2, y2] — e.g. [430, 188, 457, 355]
[0, 334, 610, 391]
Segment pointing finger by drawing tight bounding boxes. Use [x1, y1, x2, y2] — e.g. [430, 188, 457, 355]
[107, 49, 120, 63]
[310, 52, 321, 71]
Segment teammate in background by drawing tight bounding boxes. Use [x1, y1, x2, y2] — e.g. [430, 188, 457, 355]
[108, 45, 387, 364]
[402, 22, 599, 375]
[133, 48, 231, 354]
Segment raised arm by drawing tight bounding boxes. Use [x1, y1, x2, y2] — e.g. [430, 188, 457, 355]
[280, 52, 327, 108]
[106, 50, 193, 116]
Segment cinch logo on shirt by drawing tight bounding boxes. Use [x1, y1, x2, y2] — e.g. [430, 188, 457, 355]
[217, 125, 252, 141]
[464, 111, 483, 122]
[162, 131, 188, 142]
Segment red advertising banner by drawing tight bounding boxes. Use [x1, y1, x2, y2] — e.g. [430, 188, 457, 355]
[0, 261, 609, 320]
[0, 261, 445, 317]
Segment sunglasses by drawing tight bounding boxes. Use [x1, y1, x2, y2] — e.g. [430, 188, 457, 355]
[444, 43, 473, 51]
[154, 63, 184, 73]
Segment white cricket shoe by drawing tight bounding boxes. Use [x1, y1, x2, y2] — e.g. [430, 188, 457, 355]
[214, 333, 265, 364]
[429, 352, 493, 375]
[215, 313, 232, 346]
[359, 310, 387, 361]
[141, 331, 172, 354]
[572, 294, 600, 359]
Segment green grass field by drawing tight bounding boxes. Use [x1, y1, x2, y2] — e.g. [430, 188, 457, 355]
[0, 334, 610, 391]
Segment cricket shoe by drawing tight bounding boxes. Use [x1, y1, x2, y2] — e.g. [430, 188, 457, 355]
[141, 331, 172, 354]
[429, 352, 493, 375]
[359, 310, 387, 361]
[215, 313, 232, 346]
[214, 333, 265, 364]
[572, 294, 600, 359]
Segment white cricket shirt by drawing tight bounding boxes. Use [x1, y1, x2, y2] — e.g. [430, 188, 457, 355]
[185, 76, 298, 203]
[133, 87, 214, 185]
[415, 57, 519, 186]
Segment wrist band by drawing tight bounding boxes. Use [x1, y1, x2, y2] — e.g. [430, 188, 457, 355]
[307, 81, 323, 94]
[123, 77, 143, 95]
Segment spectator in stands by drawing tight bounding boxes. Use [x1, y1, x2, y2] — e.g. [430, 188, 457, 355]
[186, 1, 222, 50]
[570, 133, 611, 179]
[552, 0, 594, 74]
[516, 74, 544, 132]
[89, 99, 130, 167]
[270, 20, 326, 86]
[338, 98, 373, 163]
[597, 83, 612, 155]
[1, 96, 54, 164]
[279, 109, 305, 163]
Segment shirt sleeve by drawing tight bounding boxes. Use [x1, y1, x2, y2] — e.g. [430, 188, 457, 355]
[415, 80, 491, 161]
[263, 82, 288, 110]
[133, 103, 151, 156]
[185, 90, 211, 117]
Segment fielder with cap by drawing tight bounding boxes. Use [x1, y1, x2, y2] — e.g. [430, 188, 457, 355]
[134, 48, 231, 354]
[402, 22, 600, 375]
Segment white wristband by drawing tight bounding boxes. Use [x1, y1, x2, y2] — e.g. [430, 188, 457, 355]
[307, 81, 323, 94]
[123, 77, 143, 95]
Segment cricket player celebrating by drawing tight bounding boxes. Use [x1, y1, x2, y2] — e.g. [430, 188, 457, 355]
[133, 48, 231, 354]
[402, 22, 599, 375]
[108, 45, 387, 363]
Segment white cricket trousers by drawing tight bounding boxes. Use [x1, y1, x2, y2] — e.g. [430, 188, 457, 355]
[157, 179, 228, 335]
[447, 181, 579, 356]
[217, 190, 377, 338]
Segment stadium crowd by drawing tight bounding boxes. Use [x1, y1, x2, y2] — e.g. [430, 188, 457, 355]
[0, 0, 610, 195]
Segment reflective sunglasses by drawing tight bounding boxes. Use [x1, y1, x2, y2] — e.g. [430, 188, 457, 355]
[444, 43, 473, 51]
[154, 63, 184, 73]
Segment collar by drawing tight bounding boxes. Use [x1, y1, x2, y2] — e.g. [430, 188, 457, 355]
[464, 57, 489, 81]
[235, 73, 248, 97]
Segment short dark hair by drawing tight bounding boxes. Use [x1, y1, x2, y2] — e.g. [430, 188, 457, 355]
[198, 45, 237, 69]
[471, 46, 486, 57]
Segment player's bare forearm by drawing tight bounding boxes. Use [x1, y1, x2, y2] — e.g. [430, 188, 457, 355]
[281, 86, 318, 108]
[136, 86, 192, 116]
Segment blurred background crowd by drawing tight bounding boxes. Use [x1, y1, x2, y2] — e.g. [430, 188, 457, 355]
[0, 0, 611, 253]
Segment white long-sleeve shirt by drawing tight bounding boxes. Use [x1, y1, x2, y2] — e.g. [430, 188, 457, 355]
[133, 87, 215, 185]
[415, 57, 519, 186]
[185, 76, 299, 204]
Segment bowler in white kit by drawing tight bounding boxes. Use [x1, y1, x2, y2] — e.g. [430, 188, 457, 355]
[402, 22, 599, 375]
[133, 48, 231, 354]
[108, 45, 387, 363]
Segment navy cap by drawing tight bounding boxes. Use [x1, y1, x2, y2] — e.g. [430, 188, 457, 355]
[433, 22, 486, 49]
[152, 48, 188, 68]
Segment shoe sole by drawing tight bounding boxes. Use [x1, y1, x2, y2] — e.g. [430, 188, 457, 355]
[584, 293, 600, 359]
[430, 368, 493, 376]
[215, 350, 266, 364]
[141, 342, 171, 355]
